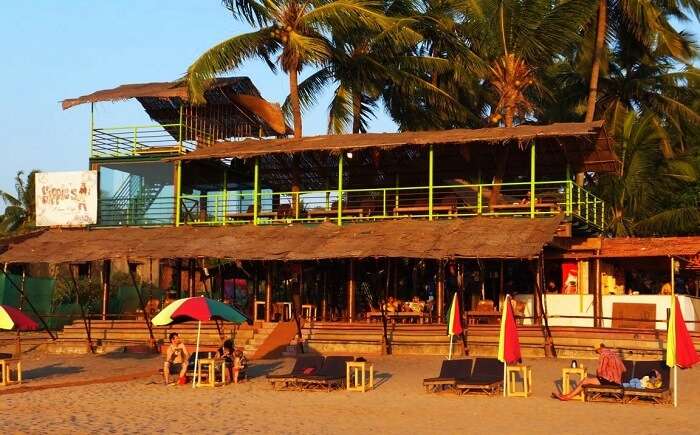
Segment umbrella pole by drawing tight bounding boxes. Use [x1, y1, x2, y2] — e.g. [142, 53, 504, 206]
[192, 320, 201, 389]
[503, 362, 507, 397]
[674, 365, 677, 407]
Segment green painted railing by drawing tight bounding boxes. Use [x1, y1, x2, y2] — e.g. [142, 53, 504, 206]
[90, 123, 199, 159]
[176, 180, 606, 231]
[97, 196, 175, 226]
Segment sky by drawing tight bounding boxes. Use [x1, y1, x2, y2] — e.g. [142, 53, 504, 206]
[1, 1, 698, 205]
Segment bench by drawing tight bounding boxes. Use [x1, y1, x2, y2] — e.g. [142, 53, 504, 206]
[583, 360, 671, 404]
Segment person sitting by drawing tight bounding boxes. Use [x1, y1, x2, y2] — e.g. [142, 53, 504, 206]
[384, 296, 399, 313]
[408, 296, 424, 313]
[215, 339, 235, 383]
[163, 332, 190, 386]
[552, 343, 626, 400]
[232, 349, 248, 384]
[660, 283, 673, 295]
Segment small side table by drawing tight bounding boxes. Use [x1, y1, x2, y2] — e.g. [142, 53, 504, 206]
[196, 358, 227, 387]
[562, 366, 587, 401]
[506, 365, 532, 397]
[346, 361, 374, 392]
[301, 304, 317, 321]
[0, 359, 22, 386]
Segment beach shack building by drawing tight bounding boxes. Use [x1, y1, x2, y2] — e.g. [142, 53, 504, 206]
[1, 79, 698, 358]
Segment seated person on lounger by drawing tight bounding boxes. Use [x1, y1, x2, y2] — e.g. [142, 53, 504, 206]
[552, 343, 626, 400]
[215, 339, 235, 383]
[163, 332, 190, 385]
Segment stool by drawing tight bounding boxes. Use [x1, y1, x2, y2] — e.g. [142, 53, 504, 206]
[346, 361, 374, 392]
[195, 358, 226, 387]
[506, 365, 532, 397]
[0, 359, 22, 386]
[562, 366, 587, 401]
[301, 304, 317, 321]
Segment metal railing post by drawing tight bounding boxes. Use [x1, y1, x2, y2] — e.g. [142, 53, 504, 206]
[382, 188, 387, 217]
[253, 158, 259, 225]
[132, 127, 138, 155]
[89, 103, 95, 157]
[428, 145, 434, 220]
[178, 105, 184, 154]
[585, 190, 589, 223]
[477, 185, 483, 215]
[566, 181, 573, 217]
[530, 142, 536, 218]
[337, 154, 344, 226]
[222, 171, 228, 226]
[175, 162, 182, 226]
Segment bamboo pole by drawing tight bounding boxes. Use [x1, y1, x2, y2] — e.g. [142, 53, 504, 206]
[101, 260, 111, 321]
[69, 264, 94, 354]
[671, 256, 677, 407]
[128, 263, 157, 350]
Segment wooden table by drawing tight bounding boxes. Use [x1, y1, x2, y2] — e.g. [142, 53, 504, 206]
[346, 361, 374, 392]
[562, 366, 587, 401]
[506, 365, 532, 397]
[466, 311, 501, 325]
[195, 358, 227, 387]
[0, 358, 22, 386]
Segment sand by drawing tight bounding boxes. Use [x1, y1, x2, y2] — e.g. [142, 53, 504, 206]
[1, 351, 699, 435]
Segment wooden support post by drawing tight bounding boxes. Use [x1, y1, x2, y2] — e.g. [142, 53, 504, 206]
[532, 260, 541, 325]
[347, 259, 356, 322]
[499, 260, 505, 310]
[321, 269, 328, 321]
[188, 259, 195, 297]
[436, 260, 445, 323]
[594, 258, 602, 327]
[69, 264, 94, 354]
[265, 266, 273, 323]
[337, 154, 344, 226]
[101, 260, 111, 321]
[128, 263, 157, 350]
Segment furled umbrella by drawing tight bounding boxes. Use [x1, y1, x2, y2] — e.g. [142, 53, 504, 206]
[497, 295, 522, 397]
[0, 304, 40, 356]
[666, 295, 700, 407]
[446, 292, 463, 360]
[151, 297, 251, 388]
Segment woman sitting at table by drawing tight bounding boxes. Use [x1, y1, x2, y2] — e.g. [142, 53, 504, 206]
[384, 297, 400, 313]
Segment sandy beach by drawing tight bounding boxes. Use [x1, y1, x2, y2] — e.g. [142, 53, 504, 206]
[1, 349, 699, 435]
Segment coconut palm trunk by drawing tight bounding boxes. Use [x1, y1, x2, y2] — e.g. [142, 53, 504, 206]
[585, 0, 606, 123]
[352, 92, 362, 134]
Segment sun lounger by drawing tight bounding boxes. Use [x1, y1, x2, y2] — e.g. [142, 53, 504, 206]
[423, 359, 473, 393]
[622, 361, 671, 405]
[583, 360, 633, 403]
[455, 358, 504, 395]
[267, 355, 325, 390]
[295, 356, 354, 391]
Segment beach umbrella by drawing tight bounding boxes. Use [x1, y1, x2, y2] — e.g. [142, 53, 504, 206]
[497, 295, 521, 397]
[0, 304, 39, 356]
[446, 292, 463, 360]
[665, 295, 700, 407]
[152, 297, 250, 388]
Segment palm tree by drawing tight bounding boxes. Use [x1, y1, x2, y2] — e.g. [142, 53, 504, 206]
[0, 170, 38, 235]
[583, 0, 700, 123]
[186, 0, 391, 138]
[596, 110, 699, 236]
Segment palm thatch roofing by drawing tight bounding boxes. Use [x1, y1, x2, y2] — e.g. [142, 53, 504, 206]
[0, 217, 563, 264]
[598, 237, 700, 258]
[62, 77, 289, 137]
[170, 121, 618, 173]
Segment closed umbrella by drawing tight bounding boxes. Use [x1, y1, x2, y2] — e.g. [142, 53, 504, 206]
[152, 297, 250, 388]
[497, 295, 522, 397]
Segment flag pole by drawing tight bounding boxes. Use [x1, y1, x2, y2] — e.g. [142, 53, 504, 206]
[674, 365, 678, 407]
[192, 320, 202, 388]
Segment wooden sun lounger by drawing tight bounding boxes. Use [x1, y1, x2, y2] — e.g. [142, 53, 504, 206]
[267, 356, 325, 390]
[423, 359, 473, 393]
[295, 356, 354, 392]
[583, 360, 633, 403]
[455, 358, 504, 396]
[622, 361, 671, 405]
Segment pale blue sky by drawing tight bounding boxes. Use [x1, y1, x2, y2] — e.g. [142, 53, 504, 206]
[1, 1, 698, 202]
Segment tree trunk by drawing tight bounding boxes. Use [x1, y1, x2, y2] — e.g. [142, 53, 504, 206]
[352, 92, 362, 134]
[585, 0, 607, 123]
[489, 107, 513, 209]
[288, 62, 302, 211]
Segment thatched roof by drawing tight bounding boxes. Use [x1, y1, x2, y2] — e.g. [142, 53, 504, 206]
[62, 77, 289, 136]
[170, 121, 619, 174]
[0, 217, 562, 264]
[598, 237, 700, 258]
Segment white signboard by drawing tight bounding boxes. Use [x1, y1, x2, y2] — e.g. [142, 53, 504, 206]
[35, 171, 97, 226]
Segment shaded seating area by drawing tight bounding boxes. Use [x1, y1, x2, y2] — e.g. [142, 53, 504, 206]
[583, 360, 671, 404]
[423, 358, 504, 395]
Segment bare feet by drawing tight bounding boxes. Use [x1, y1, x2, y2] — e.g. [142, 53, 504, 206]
[551, 392, 570, 401]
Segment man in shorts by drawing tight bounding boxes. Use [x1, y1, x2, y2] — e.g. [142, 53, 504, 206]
[552, 343, 626, 400]
[163, 332, 189, 385]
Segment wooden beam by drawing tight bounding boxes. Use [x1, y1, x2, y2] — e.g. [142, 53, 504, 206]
[347, 259, 356, 322]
